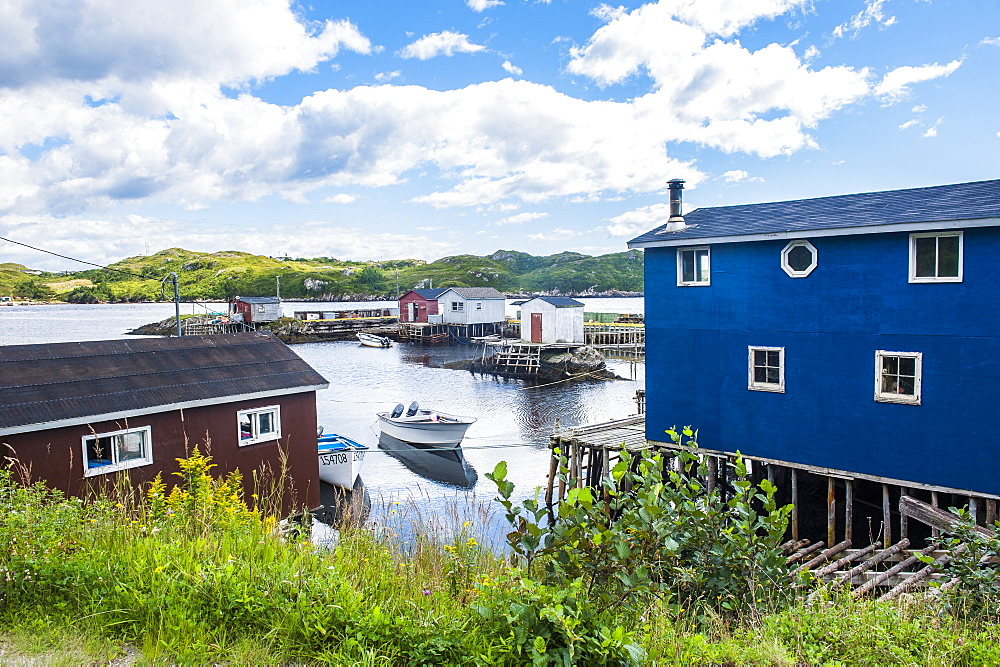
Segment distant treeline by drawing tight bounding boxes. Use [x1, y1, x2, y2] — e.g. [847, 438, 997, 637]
[3, 248, 644, 302]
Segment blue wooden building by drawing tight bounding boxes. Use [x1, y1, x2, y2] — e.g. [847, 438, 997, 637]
[629, 179, 1000, 514]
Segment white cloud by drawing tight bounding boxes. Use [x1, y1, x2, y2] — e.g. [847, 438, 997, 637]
[898, 119, 920, 130]
[374, 71, 402, 82]
[922, 117, 943, 138]
[591, 4, 628, 22]
[527, 227, 577, 241]
[803, 45, 820, 60]
[322, 193, 357, 204]
[566, 2, 871, 157]
[911, 104, 927, 113]
[467, 0, 504, 11]
[495, 211, 547, 225]
[832, 0, 896, 39]
[0, 213, 460, 270]
[398, 32, 486, 59]
[875, 61, 962, 104]
[980, 36, 1000, 46]
[604, 203, 673, 237]
[0, 0, 370, 89]
[501, 60, 523, 75]
[722, 169, 763, 183]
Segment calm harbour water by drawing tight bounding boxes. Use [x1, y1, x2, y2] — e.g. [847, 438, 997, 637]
[0, 298, 645, 544]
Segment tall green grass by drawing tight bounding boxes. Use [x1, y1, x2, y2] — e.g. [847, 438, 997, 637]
[2, 448, 999, 664]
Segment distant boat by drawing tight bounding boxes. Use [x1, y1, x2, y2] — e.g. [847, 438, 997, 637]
[317, 433, 368, 489]
[357, 332, 392, 348]
[376, 401, 476, 446]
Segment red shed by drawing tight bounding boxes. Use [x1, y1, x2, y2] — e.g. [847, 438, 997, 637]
[398, 288, 447, 323]
[0, 332, 329, 514]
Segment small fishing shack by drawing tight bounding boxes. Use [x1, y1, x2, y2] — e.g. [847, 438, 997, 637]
[518, 296, 584, 344]
[0, 332, 329, 513]
[230, 296, 282, 324]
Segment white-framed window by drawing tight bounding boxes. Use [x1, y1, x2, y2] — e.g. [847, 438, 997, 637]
[677, 246, 710, 286]
[748, 346, 785, 393]
[875, 351, 922, 405]
[238, 406, 281, 446]
[476, 302, 482, 310]
[451, 301, 464, 312]
[256, 304, 266, 313]
[82, 426, 153, 477]
[781, 240, 818, 278]
[909, 231, 962, 283]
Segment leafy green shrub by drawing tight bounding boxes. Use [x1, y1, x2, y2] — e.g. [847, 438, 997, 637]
[486, 427, 791, 617]
[925, 508, 1000, 619]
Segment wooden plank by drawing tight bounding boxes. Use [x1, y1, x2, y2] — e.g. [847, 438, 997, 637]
[791, 469, 799, 542]
[883, 484, 892, 548]
[852, 543, 939, 598]
[845, 480, 854, 543]
[812, 542, 878, 579]
[827, 477, 837, 547]
[829, 539, 910, 592]
[899, 494, 996, 537]
[795, 540, 852, 574]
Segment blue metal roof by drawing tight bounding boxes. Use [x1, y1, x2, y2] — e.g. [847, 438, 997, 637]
[628, 179, 1000, 247]
[410, 288, 448, 299]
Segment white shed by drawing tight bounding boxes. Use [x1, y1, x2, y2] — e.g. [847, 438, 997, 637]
[437, 287, 506, 324]
[519, 297, 584, 343]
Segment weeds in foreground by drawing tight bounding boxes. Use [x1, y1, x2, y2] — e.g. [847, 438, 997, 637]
[2, 444, 1000, 664]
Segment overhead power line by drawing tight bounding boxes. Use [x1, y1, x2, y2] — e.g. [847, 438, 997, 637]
[0, 234, 157, 280]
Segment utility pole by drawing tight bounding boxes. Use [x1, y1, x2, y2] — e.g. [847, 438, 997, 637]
[162, 272, 182, 336]
[276, 275, 281, 300]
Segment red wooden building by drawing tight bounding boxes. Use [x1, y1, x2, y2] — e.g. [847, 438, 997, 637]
[230, 296, 282, 324]
[0, 332, 328, 513]
[398, 288, 447, 323]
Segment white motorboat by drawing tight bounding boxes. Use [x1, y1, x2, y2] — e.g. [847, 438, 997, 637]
[357, 332, 392, 348]
[317, 433, 368, 489]
[376, 402, 476, 446]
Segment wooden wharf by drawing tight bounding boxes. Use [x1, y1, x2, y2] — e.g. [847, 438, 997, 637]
[583, 323, 645, 351]
[546, 413, 998, 595]
[398, 321, 504, 345]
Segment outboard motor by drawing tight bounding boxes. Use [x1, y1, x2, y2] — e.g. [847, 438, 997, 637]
[406, 401, 420, 417]
[390, 403, 405, 419]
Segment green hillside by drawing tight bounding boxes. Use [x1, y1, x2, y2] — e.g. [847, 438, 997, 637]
[36, 247, 643, 302]
[0, 263, 58, 301]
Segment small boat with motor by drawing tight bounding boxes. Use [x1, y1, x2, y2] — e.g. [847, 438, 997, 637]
[317, 430, 368, 489]
[376, 402, 477, 446]
[357, 332, 392, 348]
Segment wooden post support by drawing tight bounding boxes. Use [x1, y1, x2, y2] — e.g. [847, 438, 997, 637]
[827, 477, 836, 548]
[882, 484, 892, 549]
[899, 489, 909, 540]
[987, 499, 997, 528]
[845, 480, 854, 543]
[766, 463, 774, 487]
[970, 496, 979, 525]
[791, 468, 799, 542]
[931, 491, 940, 538]
[706, 456, 717, 494]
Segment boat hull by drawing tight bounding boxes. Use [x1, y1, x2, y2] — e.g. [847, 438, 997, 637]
[357, 333, 392, 347]
[317, 435, 368, 490]
[376, 411, 475, 445]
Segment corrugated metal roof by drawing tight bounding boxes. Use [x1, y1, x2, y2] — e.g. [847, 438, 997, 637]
[525, 296, 584, 307]
[443, 287, 506, 299]
[0, 332, 329, 431]
[410, 288, 448, 299]
[628, 179, 1000, 247]
[233, 296, 281, 304]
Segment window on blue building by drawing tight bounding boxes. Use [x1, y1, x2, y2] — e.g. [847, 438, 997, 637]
[875, 351, 922, 405]
[677, 247, 710, 286]
[748, 346, 784, 392]
[781, 240, 817, 277]
[909, 232, 962, 283]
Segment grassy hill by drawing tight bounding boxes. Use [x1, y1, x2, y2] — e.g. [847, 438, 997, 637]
[44, 247, 644, 302]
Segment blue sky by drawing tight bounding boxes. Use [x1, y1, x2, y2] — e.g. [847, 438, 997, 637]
[1, 0, 998, 270]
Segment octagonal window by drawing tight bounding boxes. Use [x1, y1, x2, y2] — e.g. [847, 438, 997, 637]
[781, 240, 817, 278]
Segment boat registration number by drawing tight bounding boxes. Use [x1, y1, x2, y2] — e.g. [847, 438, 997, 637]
[319, 451, 365, 465]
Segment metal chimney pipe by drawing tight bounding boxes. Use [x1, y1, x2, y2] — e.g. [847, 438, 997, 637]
[659, 178, 687, 233]
[667, 179, 685, 221]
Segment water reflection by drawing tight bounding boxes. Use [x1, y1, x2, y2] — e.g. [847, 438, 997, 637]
[378, 434, 478, 489]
